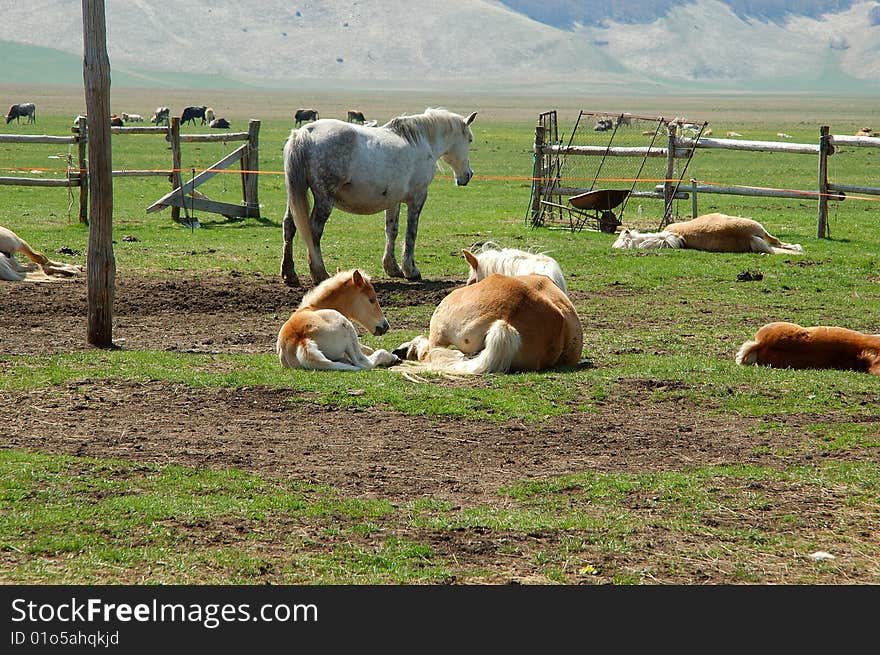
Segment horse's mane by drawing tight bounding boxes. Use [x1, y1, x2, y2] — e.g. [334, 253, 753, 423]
[473, 242, 569, 295]
[612, 229, 684, 250]
[299, 268, 370, 308]
[383, 108, 468, 145]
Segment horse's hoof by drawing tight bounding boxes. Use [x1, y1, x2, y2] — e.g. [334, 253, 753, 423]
[384, 267, 405, 278]
[405, 273, 422, 282]
[282, 275, 300, 287]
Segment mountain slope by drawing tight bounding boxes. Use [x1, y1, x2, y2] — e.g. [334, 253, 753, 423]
[0, 0, 878, 91]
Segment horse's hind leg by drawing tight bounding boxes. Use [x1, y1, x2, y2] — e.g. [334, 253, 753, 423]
[281, 206, 300, 287]
[383, 204, 405, 278]
[401, 196, 426, 280]
[307, 197, 332, 283]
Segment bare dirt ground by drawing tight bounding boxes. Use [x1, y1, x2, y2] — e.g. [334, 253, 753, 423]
[1, 274, 876, 584]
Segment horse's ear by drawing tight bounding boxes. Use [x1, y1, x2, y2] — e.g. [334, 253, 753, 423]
[462, 249, 479, 271]
[352, 269, 365, 286]
[464, 112, 477, 126]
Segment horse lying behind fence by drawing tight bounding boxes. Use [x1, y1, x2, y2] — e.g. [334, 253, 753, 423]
[612, 213, 804, 255]
[0, 226, 82, 281]
[392, 273, 583, 375]
[735, 322, 880, 374]
[276, 268, 399, 371]
[462, 241, 568, 295]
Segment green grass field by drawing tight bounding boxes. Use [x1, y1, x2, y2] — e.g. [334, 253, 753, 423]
[1, 89, 878, 584]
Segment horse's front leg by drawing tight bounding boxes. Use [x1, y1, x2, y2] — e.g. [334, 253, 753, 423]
[401, 195, 426, 281]
[383, 204, 405, 278]
[281, 206, 300, 287]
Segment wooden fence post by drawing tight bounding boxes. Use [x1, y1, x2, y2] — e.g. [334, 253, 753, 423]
[817, 125, 831, 238]
[530, 125, 545, 226]
[691, 178, 698, 218]
[83, 0, 115, 348]
[242, 119, 260, 217]
[76, 115, 88, 224]
[662, 122, 677, 227]
[169, 116, 185, 223]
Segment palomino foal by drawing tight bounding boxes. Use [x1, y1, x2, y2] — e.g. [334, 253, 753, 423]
[276, 269, 398, 371]
[612, 213, 803, 254]
[736, 322, 880, 374]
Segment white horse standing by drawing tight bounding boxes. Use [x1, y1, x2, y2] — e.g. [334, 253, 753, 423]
[281, 108, 478, 286]
[461, 242, 569, 295]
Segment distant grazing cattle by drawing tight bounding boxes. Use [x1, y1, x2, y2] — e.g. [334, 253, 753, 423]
[6, 103, 36, 125]
[151, 106, 170, 126]
[121, 112, 143, 122]
[593, 117, 613, 132]
[726, 131, 743, 138]
[614, 114, 632, 128]
[204, 107, 215, 124]
[346, 109, 366, 124]
[110, 114, 124, 127]
[855, 127, 873, 137]
[181, 105, 208, 126]
[776, 132, 792, 139]
[295, 108, 319, 126]
[209, 117, 230, 129]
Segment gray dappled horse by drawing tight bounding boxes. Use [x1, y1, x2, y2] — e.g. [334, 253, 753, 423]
[280, 108, 477, 286]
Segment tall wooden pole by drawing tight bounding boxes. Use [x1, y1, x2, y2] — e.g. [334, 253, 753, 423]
[82, 0, 115, 347]
[817, 125, 831, 239]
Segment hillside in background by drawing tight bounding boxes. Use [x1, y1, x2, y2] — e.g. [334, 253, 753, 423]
[0, 0, 878, 92]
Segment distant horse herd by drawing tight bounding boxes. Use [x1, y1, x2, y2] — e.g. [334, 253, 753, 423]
[2, 101, 876, 377]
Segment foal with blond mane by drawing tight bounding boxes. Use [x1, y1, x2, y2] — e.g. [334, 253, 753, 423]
[462, 242, 569, 295]
[276, 269, 398, 371]
[735, 322, 880, 374]
[612, 213, 804, 254]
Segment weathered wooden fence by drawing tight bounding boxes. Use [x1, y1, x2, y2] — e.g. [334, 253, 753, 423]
[531, 114, 875, 238]
[0, 116, 261, 225]
[0, 127, 86, 218]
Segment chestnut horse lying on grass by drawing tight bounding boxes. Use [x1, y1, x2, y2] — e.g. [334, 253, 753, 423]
[393, 273, 583, 375]
[612, 213, 804, 254]
[0, 226, 82, 281]
[276, 269, 399, 371]
[736, 322, 880, 374]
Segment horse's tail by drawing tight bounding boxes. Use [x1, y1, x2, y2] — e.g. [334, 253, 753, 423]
[429, 320, 521, 374]
[735, 339, 761, 366]
[283, 129, 316, 258]
[276, 331, 362, 372]
[0, 254, 26, 281]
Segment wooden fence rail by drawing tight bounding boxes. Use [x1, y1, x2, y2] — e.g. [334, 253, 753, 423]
[1, 116, 260, 224]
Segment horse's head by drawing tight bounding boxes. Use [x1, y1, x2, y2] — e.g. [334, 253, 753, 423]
[611, 229, 633, 249]
[343, 269, 390, 336]
[441, 111, 477, 186]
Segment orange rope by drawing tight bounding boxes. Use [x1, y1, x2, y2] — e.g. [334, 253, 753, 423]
[2, 166, 878, 202]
